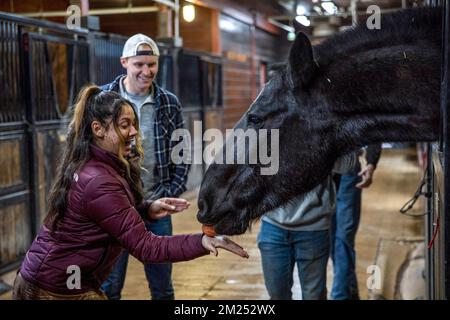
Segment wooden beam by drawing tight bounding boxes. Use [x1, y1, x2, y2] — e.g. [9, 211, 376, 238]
[211, 9, 221, 55]
[80, 0, 89, 16]
[250, 12, 257, 100]
[185, 0, 282, 35]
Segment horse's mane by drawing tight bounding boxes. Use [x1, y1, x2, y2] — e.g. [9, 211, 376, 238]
[314, 6, 442, 66]
[267, 62, 286, 80]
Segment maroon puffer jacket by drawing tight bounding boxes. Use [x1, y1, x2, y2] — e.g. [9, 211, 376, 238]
[20, 144, 208, 295]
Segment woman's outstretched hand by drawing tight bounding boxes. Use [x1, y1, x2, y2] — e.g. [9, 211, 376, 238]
[202, 235, 249, 259]
[148, 198, 190, 220]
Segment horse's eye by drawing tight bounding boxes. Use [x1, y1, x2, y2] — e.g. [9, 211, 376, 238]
[248, 114, 263, 125]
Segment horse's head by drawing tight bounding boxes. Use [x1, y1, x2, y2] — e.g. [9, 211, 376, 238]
[197, 8, 443, 235]
[197, 33, 339, 235]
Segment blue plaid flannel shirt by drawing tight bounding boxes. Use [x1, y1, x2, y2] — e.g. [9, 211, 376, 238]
[101, 75, 190, 199]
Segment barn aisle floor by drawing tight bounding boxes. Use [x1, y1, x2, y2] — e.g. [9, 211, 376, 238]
[0, 148, 425, 300]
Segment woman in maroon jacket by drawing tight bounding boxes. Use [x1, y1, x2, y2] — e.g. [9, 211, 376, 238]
[12, 86, 248, 300]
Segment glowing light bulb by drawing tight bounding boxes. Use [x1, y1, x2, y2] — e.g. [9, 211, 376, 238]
[183, 4, 195, 23]
[295, 15, 311, 27]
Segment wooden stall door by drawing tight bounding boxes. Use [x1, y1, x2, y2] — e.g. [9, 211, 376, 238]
[0, 18, 31, 274]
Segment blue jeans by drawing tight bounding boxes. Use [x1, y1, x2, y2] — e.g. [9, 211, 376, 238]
[330, 173, 361, 300]
[257, 220, 329, 300]
[101, 216, 174, 300]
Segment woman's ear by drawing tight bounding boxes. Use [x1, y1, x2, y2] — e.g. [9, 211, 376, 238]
[91, 121, 105, 138]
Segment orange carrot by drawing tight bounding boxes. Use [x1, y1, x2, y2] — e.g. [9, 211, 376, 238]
[202, 224, 217, 237]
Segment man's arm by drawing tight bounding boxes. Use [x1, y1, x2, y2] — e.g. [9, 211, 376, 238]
[167, 105, 191, 197]
[356, 144, 382, 189]
[366, 144, 382, 167]
[152, 98, 190, 199]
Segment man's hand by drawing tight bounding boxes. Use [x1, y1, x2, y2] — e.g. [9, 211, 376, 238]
[202, 235, 249, 259]
[356, 164, 376, 189]
[148, 198, 190, 220]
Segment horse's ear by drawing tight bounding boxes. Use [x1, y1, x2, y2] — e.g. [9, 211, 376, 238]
[288, 32, 316, 90]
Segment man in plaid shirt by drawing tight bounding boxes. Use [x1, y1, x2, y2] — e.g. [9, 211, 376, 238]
[100, 34, 190, 300]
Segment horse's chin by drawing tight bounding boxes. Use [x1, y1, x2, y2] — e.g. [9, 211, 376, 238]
[214, 220, 249, 236]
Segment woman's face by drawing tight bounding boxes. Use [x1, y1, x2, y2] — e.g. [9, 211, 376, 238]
[98, 104, 138, 157]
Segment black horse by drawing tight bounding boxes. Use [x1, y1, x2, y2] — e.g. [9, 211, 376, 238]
[197, 7, 443, 235]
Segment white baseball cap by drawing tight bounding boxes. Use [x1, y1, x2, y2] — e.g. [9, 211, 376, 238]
[121, 33, 160, 58]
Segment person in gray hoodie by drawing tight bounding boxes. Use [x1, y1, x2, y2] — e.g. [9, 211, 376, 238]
[257, 151, 358, 300]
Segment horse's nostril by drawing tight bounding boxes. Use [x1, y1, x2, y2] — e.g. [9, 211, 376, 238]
[197, 199, 208, 223]
[197, 212, 204, 223]
[197, 210, 209, 224]
[198, 198, 205, 212]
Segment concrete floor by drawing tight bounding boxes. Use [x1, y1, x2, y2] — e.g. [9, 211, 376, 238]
[0, 147, 425, 300]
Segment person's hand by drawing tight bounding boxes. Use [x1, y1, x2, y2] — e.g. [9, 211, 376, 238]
[358, 147, 366, 158]
[148, 198, 190, 220]
[356, 164, 376, 189]
[201, 235, 249, 259]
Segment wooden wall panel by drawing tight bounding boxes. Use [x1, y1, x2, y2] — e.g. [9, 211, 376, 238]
[0, 139, 24, 189]
[47, 42, 69, 115]
[180, 4, 214, 53]
[222, 59, 253, 129]
[255, 28, 290, 64]
[0, 203, 30, 266]
[220, 14, 251, 55]
[220, 14, 253, 129]
[0, 0, 69, 13]
[0, 0, 68, 24]
[219, 13, 291, 130]
[98, 12, 158, 38]
[37, 132, 47, 228]
[35, 130, 65, 228]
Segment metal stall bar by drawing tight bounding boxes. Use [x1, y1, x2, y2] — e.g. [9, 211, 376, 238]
[425, 0, 450, 300]
[441, 0, 450, 299]
[0, 11, 88, 36]
[89, 32, 127, 86]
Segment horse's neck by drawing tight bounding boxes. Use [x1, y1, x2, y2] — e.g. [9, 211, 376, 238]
[337, 111, 439, 151]
[327, 50, 441, 150]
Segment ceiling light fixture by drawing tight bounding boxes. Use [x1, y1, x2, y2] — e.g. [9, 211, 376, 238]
[296, 4, 307, 16]
[321, 1, 337, 15]
[182, 4, 195, 23]
[295, 15, 311, 27]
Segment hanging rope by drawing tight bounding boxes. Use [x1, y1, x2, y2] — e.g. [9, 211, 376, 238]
[399, 165, 431, 217]
[398, 163, 440, 248]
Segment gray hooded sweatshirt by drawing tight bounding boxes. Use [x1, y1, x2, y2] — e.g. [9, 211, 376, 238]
[262, 152, 358, 231]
